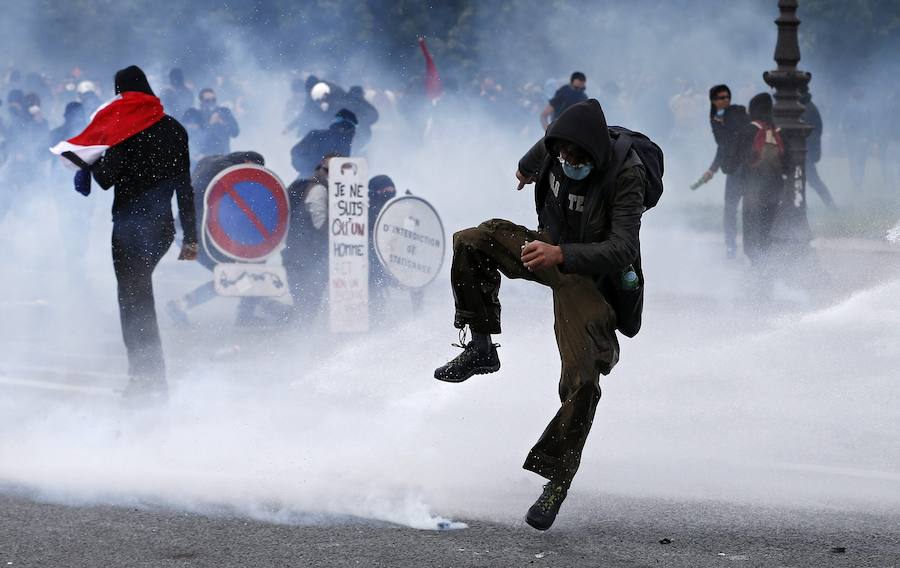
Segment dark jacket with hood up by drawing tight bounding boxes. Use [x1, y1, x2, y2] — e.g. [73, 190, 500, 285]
[91, 65, 197, 245]
[517, 99, 645, 278]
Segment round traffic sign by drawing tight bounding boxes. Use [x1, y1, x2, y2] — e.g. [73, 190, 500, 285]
[204, 165, 289, 262]
[373, 195, 445, 289]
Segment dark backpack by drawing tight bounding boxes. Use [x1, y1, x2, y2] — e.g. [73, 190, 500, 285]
[601, 127, 664, 338]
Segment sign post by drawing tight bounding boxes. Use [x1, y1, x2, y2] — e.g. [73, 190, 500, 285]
[373, 195, 445, 289]
[328, 158, 369, 333]
[202, 164, 290, 297]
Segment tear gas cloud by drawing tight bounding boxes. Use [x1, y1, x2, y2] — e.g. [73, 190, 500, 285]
[1, 0, 899, 529]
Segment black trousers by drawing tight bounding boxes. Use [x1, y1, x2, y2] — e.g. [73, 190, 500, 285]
[112, 223, 173, 381]
[806, 160, 836, 207]
[451, 219, 619, 484]
[723, 173, 743, 252]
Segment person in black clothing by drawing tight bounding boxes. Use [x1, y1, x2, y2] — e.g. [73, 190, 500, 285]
[694, 84, 748, 258]
[290, 109, 356, 177]
[192, 88, 240, 157]
[435, 99, 646, 530]
[367, 174, 397, 317]
[161, 68, 194, 122]
[88, 65, 198, 400]
[343, 86, 379, 152]
[741, 92, 783, 265]
[282, 152, 340, 324]
[165, 151, 282, 325]
[800, 86, 836, 208]
[49, 102, 87, 148]
[539, 72, 587, 130]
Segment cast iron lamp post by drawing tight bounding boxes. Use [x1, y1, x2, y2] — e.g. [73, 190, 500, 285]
[764, 0, 813, 252]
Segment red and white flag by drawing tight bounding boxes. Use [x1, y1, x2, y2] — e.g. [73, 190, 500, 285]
[50, 91, 165, 169]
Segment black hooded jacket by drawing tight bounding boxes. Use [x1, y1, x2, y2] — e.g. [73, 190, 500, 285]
[710, 104, 750, 174]
[518, 99, 645, 277]
[91, 66, 197, 245]
[800, 93, 823, 163]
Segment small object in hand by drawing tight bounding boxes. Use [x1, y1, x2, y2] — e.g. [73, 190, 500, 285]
[73, 169, 91, 196]
[830, 547, 846, 554]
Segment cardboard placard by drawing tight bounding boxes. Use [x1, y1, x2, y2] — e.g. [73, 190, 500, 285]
[328, 158, 369, 333]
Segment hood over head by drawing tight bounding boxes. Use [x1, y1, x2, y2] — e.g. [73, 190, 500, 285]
[63, 101, 85, 122]
[544, 98, 611, 170]
[333, 108, 359, 127]
[114, 65, 155, 96]
[228, 151, 265, 166]
[748, 92, 774, 123]
[369, 174, 395, 193]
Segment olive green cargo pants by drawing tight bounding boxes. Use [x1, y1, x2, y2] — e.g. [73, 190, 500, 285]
[451, 218, 619, 483]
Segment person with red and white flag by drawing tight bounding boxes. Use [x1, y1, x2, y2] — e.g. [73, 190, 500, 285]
[50, 65, 198, 401]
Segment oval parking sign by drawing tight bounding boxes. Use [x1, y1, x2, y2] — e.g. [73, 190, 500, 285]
[373, 195, 445, 289]
[204, 165, 289, 262]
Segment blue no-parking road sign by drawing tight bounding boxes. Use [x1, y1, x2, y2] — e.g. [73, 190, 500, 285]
[203, 165, 289, 262]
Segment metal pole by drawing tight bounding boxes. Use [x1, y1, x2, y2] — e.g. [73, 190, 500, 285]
[763, 0, 813, 252]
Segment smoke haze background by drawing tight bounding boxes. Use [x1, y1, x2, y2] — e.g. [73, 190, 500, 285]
[1, 0, 899, 529]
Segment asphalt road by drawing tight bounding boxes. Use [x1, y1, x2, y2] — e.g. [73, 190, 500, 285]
[1, 491, 898, 567]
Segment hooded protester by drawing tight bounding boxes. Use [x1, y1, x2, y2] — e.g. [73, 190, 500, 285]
[290, 109, 357, 176]
[343, 86, 379, 152]
[166, 151, 279, 326]
[161, 68, 194, 122]
[435, 99, 647, 530]
[50, 64, 198, 401]
[77, 81, 103, 117]
[49, 101, 87, 149]
[800, 86, 836, 208]
[741, 92, 784, 264]
[281, 152, 342, 324]
[21, 92, 49, 160]
[367, 174, 397, 315]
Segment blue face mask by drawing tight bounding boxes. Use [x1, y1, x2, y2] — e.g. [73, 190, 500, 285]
[559, 157, 593, 180]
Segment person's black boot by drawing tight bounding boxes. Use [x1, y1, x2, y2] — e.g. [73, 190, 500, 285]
[434, 330, 500, 383]
[525, 481, 569, 531]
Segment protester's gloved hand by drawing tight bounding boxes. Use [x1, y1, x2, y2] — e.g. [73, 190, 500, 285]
[178, 242, 199, 261]
[73, 169, 91, 196]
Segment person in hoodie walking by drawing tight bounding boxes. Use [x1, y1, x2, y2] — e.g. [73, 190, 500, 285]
[51, 65, 198, 400]
[800, 86, 836, 208]
[434, 99, 646, 531]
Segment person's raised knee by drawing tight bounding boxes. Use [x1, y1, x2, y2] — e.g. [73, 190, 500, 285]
[453, 227, 488, 249]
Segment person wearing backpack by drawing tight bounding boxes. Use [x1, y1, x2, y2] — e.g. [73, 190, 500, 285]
[433, 99, 662, 531]
[741, 93, 784, 264]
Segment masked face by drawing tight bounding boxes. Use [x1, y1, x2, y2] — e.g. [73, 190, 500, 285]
[370, 186, 396, 210]
[558, 156, 593, 180]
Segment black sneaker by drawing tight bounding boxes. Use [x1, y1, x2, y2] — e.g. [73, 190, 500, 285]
[434, 340, 500, 383]
[525, 481, 569, 531]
